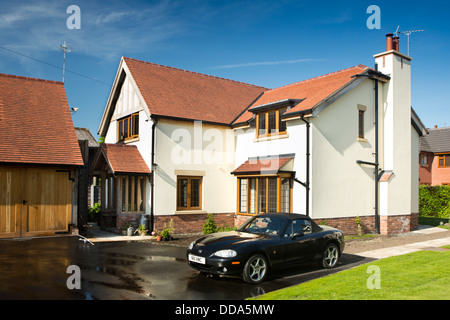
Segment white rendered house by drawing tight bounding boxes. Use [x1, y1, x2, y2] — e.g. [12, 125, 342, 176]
[94, 34, 426, 235]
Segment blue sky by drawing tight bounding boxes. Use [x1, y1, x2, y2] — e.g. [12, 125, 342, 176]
[1, 0, 449, 138]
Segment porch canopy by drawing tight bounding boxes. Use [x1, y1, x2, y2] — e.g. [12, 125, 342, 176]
[90, 143, 151, 229]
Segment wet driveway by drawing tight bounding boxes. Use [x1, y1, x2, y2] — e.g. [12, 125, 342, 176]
[0, 236, 374, 300]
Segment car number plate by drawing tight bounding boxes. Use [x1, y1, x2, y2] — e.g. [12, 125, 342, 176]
[188, 254, 205, 264]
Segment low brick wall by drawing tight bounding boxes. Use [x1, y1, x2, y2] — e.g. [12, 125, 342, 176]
[314, 216, 377, 235]
[154, 213, 235, 234]
[236, 213, 419, 236]
[115, 212, 419, 236]
[116, 213, 143, 232]
[316, 214, 419, 235]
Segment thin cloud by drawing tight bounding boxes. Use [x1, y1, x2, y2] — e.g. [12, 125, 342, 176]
[0, 0, 190, 61]
[209, 58, 318, 69]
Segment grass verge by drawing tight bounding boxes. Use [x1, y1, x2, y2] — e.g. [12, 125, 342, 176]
[252, 250, 450, 300]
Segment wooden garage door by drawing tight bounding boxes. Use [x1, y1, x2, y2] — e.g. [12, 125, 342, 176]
[0, 167, 73, 239]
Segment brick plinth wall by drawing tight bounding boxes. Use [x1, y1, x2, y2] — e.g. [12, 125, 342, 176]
[236, 213, 419, 236]
[314, 216, 377, 235]
[116, 213, 143, 232]
[154, 213, 235, 234]
[115, 212, 419, 236]
[380, 213, 419, 235]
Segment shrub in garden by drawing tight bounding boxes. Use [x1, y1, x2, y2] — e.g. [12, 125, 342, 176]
[202, 214, 218, 234]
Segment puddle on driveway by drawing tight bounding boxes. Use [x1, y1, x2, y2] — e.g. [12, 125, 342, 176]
[0, 236, 374, 300]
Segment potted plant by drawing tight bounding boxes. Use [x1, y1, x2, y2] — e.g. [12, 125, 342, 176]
[120, 223, 130, 236]
[161, 228, 171, 241]
[138, 224, 148, 236]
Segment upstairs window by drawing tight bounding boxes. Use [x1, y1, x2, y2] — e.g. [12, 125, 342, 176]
[256, 108, 287, 138]
[357, 104, 367, 141]
[118, 113, 139, 142]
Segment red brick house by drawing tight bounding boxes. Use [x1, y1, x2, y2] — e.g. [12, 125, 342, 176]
[419, 126, 450, 185]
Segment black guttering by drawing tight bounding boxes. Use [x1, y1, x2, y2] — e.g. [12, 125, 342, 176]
[150, 116, 158, 233]
[293, 115, 310, 217]
[353, 64, 389, 234]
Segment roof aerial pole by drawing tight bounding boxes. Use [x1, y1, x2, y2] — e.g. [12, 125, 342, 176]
[59, 41, 73, 83]
[395, 26, 424, 56]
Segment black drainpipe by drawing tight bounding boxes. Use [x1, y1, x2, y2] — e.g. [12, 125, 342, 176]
[300, 115, 311, 217]
[150, 117, 158, 233]
[374, 63, 380, 234]
[355, 63, 381, 234]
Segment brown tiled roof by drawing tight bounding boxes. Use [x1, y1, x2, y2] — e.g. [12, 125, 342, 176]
[233, 65, 368, 124]
[232, 156, 294, 174]
[123, 57, 267, 125]
[0, 73, 83, 166]
[98, 143, 150, 175]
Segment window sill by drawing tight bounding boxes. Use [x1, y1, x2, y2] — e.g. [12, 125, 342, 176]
[123, 137, 140, 144]
[175, 210, 207, 215]
[253, 133, 289, 143]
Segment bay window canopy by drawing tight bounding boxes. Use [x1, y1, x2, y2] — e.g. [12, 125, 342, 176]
[231, 154, 294, 175]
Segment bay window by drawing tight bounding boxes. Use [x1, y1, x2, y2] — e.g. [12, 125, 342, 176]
[237, 175, 292, 214]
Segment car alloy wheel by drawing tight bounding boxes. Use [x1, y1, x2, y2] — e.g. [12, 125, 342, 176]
[243, 254, 268, 284]
[322, 243, 339, 269]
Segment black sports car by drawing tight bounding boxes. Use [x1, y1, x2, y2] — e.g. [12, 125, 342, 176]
[187, 213, 345, 283]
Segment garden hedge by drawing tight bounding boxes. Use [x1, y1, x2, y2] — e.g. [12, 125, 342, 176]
[419, 185, 450, 218]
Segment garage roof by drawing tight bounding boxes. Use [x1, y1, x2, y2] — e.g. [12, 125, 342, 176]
[0, 73, 83, 166]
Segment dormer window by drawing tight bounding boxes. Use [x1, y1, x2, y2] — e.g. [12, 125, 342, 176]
[256, 108, 287, 138]
[118, 113, 139, 142]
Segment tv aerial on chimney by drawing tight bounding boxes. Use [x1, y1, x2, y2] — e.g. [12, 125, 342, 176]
[395, 26, 424, 56]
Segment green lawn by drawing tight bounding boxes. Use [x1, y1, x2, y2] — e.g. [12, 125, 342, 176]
[253, 250, 450, 300]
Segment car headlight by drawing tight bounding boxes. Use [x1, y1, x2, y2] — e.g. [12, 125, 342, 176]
[213, 249, 237, 258]
[188, 241, 195, 250]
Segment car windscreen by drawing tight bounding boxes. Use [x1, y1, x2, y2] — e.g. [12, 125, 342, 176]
[239, 216, 288, 236]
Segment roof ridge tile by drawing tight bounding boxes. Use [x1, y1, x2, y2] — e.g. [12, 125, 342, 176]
[123, 56, 268, 90]
[0, 73, 63, 85]
[266, 64, 369, 93]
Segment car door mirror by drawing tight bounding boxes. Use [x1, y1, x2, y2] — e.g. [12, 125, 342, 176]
[290, 232, 304, 239]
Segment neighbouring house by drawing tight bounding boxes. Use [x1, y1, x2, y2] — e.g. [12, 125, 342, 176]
[0, 73, 84, 239]
[419, 126, 450, 186]
[95, 34, 426, 235]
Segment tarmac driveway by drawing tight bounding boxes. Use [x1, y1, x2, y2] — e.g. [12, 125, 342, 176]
[0, 236, 374, 300]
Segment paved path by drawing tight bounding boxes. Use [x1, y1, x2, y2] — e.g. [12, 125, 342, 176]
[357, 226, 450, 259]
